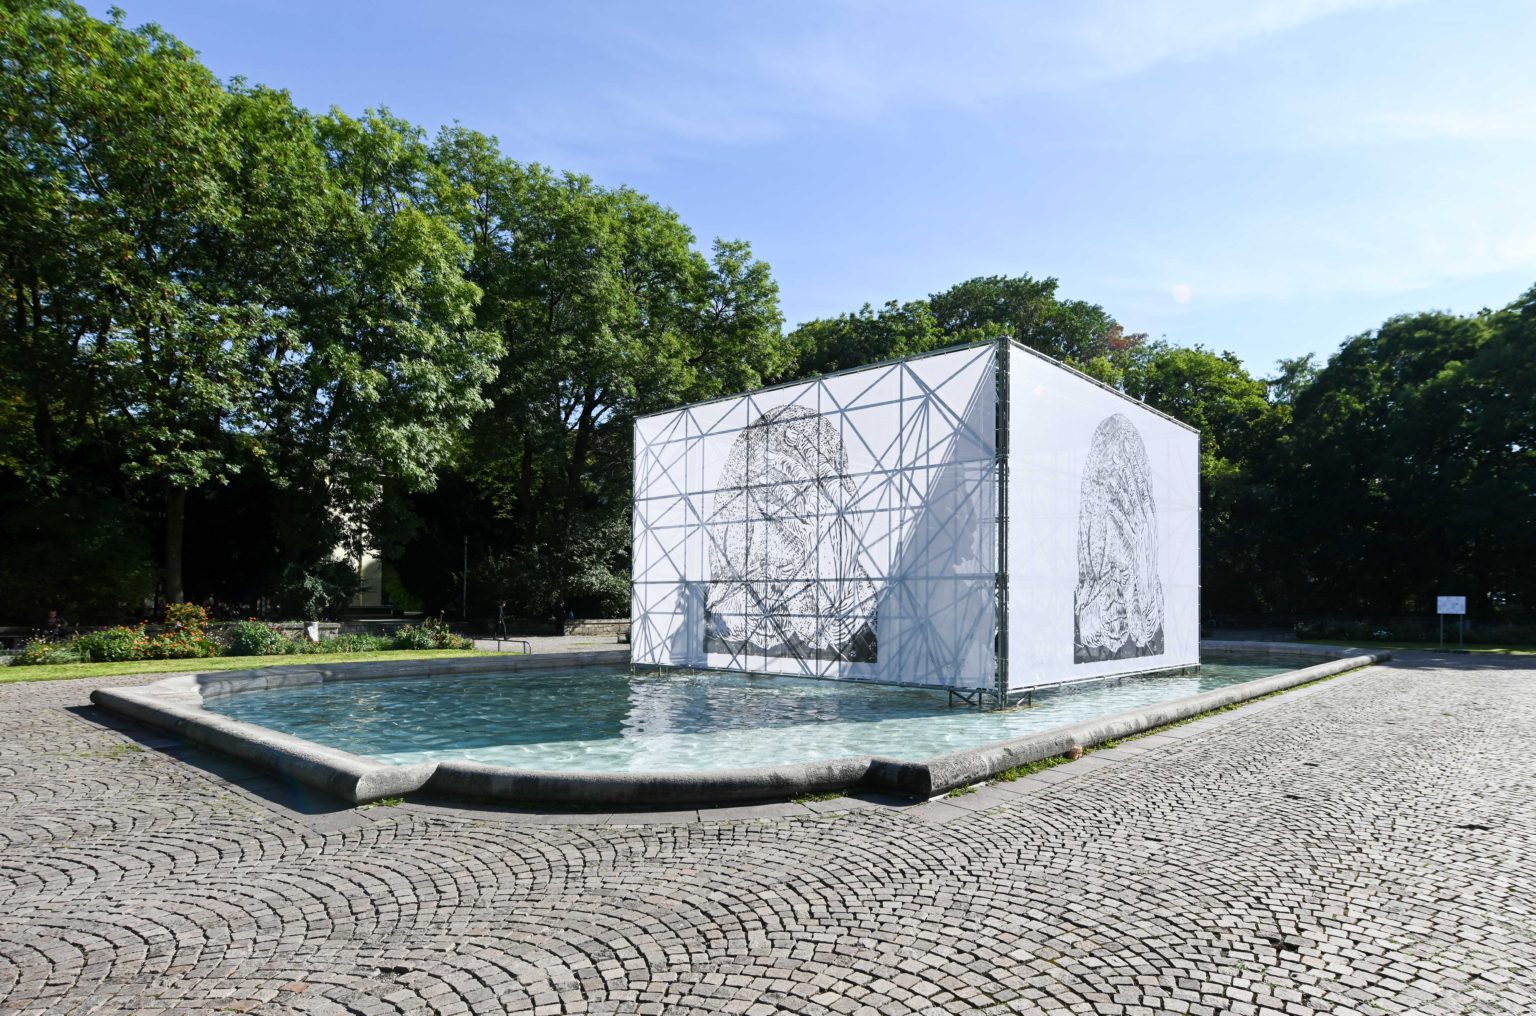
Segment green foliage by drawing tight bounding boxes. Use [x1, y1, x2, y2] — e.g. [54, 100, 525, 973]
[71, 621, 216, 662]
[1119, 343, 1286, 613]
[391, 619, 473, 651]
[10, 639, 80, 666]
[993, 756, 1071, 781]
[162, 602, 209, 633]
[1, 648, 484, 684]
[778, 274, 1141, 385]
[387, 129, 788, 617]
[1274, 297, 1536, 616]
[143, 629, 220, 660]
[380, 568, 424, 613]
[74, 626, 151, 663]
[75, 619, 439, 663]
[324, 633, 393, 653]
[225, 621, 290, 657]
[0, 4, 501, 610]
[781, 300, 943, 380]
[790, 791, 845, 803]
[275, 562, 360, 622]
[1122, 344, 1275, 467]
[282, 632, 392, 655]
[213, 623, 415, 657]
[929, 274, 1135, 366]
[1, 1, 247, 489]
[389, 624, 436, 651]
[1294, 618, 1536, 646]
[0, 495, 154, 622]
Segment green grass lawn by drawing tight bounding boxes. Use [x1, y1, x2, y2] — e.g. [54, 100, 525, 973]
[1309, 638, 1536, 656]
[0, 649, 490, 685]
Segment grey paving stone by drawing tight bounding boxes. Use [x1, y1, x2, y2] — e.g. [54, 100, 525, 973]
[1, 653, 1532, 1015]
[606, 809, 699, 825]
[1086, 746, 1151, 761]
[694, 801, 812, 822]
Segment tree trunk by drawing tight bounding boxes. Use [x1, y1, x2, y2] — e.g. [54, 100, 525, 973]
[517, 433, 536, 537]
[164, 486, 187, 605]
[566, 387, 599, 491]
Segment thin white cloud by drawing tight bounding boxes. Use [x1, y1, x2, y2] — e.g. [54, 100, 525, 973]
[1139, 190, 1536, 306]
[1360, 108, 1536, 143]
[523, 0, 1418, 155]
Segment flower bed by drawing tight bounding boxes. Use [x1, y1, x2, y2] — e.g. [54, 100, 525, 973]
[7, 606, 473, 667]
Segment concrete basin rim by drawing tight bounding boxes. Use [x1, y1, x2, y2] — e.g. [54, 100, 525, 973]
[88, 642, 1388, 808]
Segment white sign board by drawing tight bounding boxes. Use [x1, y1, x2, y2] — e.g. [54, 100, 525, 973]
[1437, 596, 1466, 615]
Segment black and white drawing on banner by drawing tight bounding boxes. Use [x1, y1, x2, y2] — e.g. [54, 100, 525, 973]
[703, 405, 878, 662]
[1074, 412, 1165, 662]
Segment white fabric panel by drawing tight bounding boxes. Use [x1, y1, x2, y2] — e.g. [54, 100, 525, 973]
[633, 344, 998, 690]
[1005, 343, 1199, 690]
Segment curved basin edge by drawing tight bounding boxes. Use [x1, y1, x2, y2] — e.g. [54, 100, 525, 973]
[88, 643, 1387, 807]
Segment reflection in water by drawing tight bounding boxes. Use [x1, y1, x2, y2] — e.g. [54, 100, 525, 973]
[208, 661, 1293, 773]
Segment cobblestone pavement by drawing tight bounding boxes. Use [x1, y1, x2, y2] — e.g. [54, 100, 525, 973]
[2, 654, 1533, 1015]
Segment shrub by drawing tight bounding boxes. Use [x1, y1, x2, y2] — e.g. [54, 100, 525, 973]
[326, 632, 390, 653]
[1471, 622, 1536, 645]
[75, 621, 217, 663]
[144, 630, 220, 660]
[73, 625, 150, 662]
[278, 632, 391, 655]
[391, 618, 472, 651]
[163, 601, 209, 633]
[10, 639, 80, 666]
[390, 623, 436, 650]
[224, 620, 292, 657]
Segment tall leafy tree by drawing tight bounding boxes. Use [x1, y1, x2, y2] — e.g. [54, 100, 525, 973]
[1, 4, 500, 610]
[258, 108, 499, 593]
[1, 2, 256, 601]
[420, 128, 786, 614]
[779, 300, 942, 381]
[779, 274, 1141, 384]
[929, 274, 1142, 369]
[1279, 302, 1536, 617]
[1122, 344, 1283, 613]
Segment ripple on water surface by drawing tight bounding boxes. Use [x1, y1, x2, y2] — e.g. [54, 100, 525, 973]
[204, 659, 1298, 772]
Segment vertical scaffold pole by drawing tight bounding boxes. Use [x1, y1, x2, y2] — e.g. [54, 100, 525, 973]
[994, 336, 1011, 708]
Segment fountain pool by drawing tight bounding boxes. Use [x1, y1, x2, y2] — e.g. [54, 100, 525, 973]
[206, 659, 1296, 773]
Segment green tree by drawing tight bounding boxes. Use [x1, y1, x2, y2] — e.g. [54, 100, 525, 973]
[1122, 344, 1275, 469]
[1267, 353, 1319, 407]
[1, 1, 250, 600]
[1, 5, 501, 612]
[1280, 300, 1536, 618]
[1122, 344, 1284, 614]
[258, 108, 500, 582]
[779, 300, 942, 381]
[0, 493, 154, 621]
[779, 274, 1142, 384]
[420, 129, 787, 614]
[929, 274, 1141, 368]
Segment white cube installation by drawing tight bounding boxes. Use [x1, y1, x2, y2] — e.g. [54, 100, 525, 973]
[631, 340, 1199, 701]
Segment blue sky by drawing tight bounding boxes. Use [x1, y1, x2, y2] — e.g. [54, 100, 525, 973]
[93, 0, 1536, 376]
